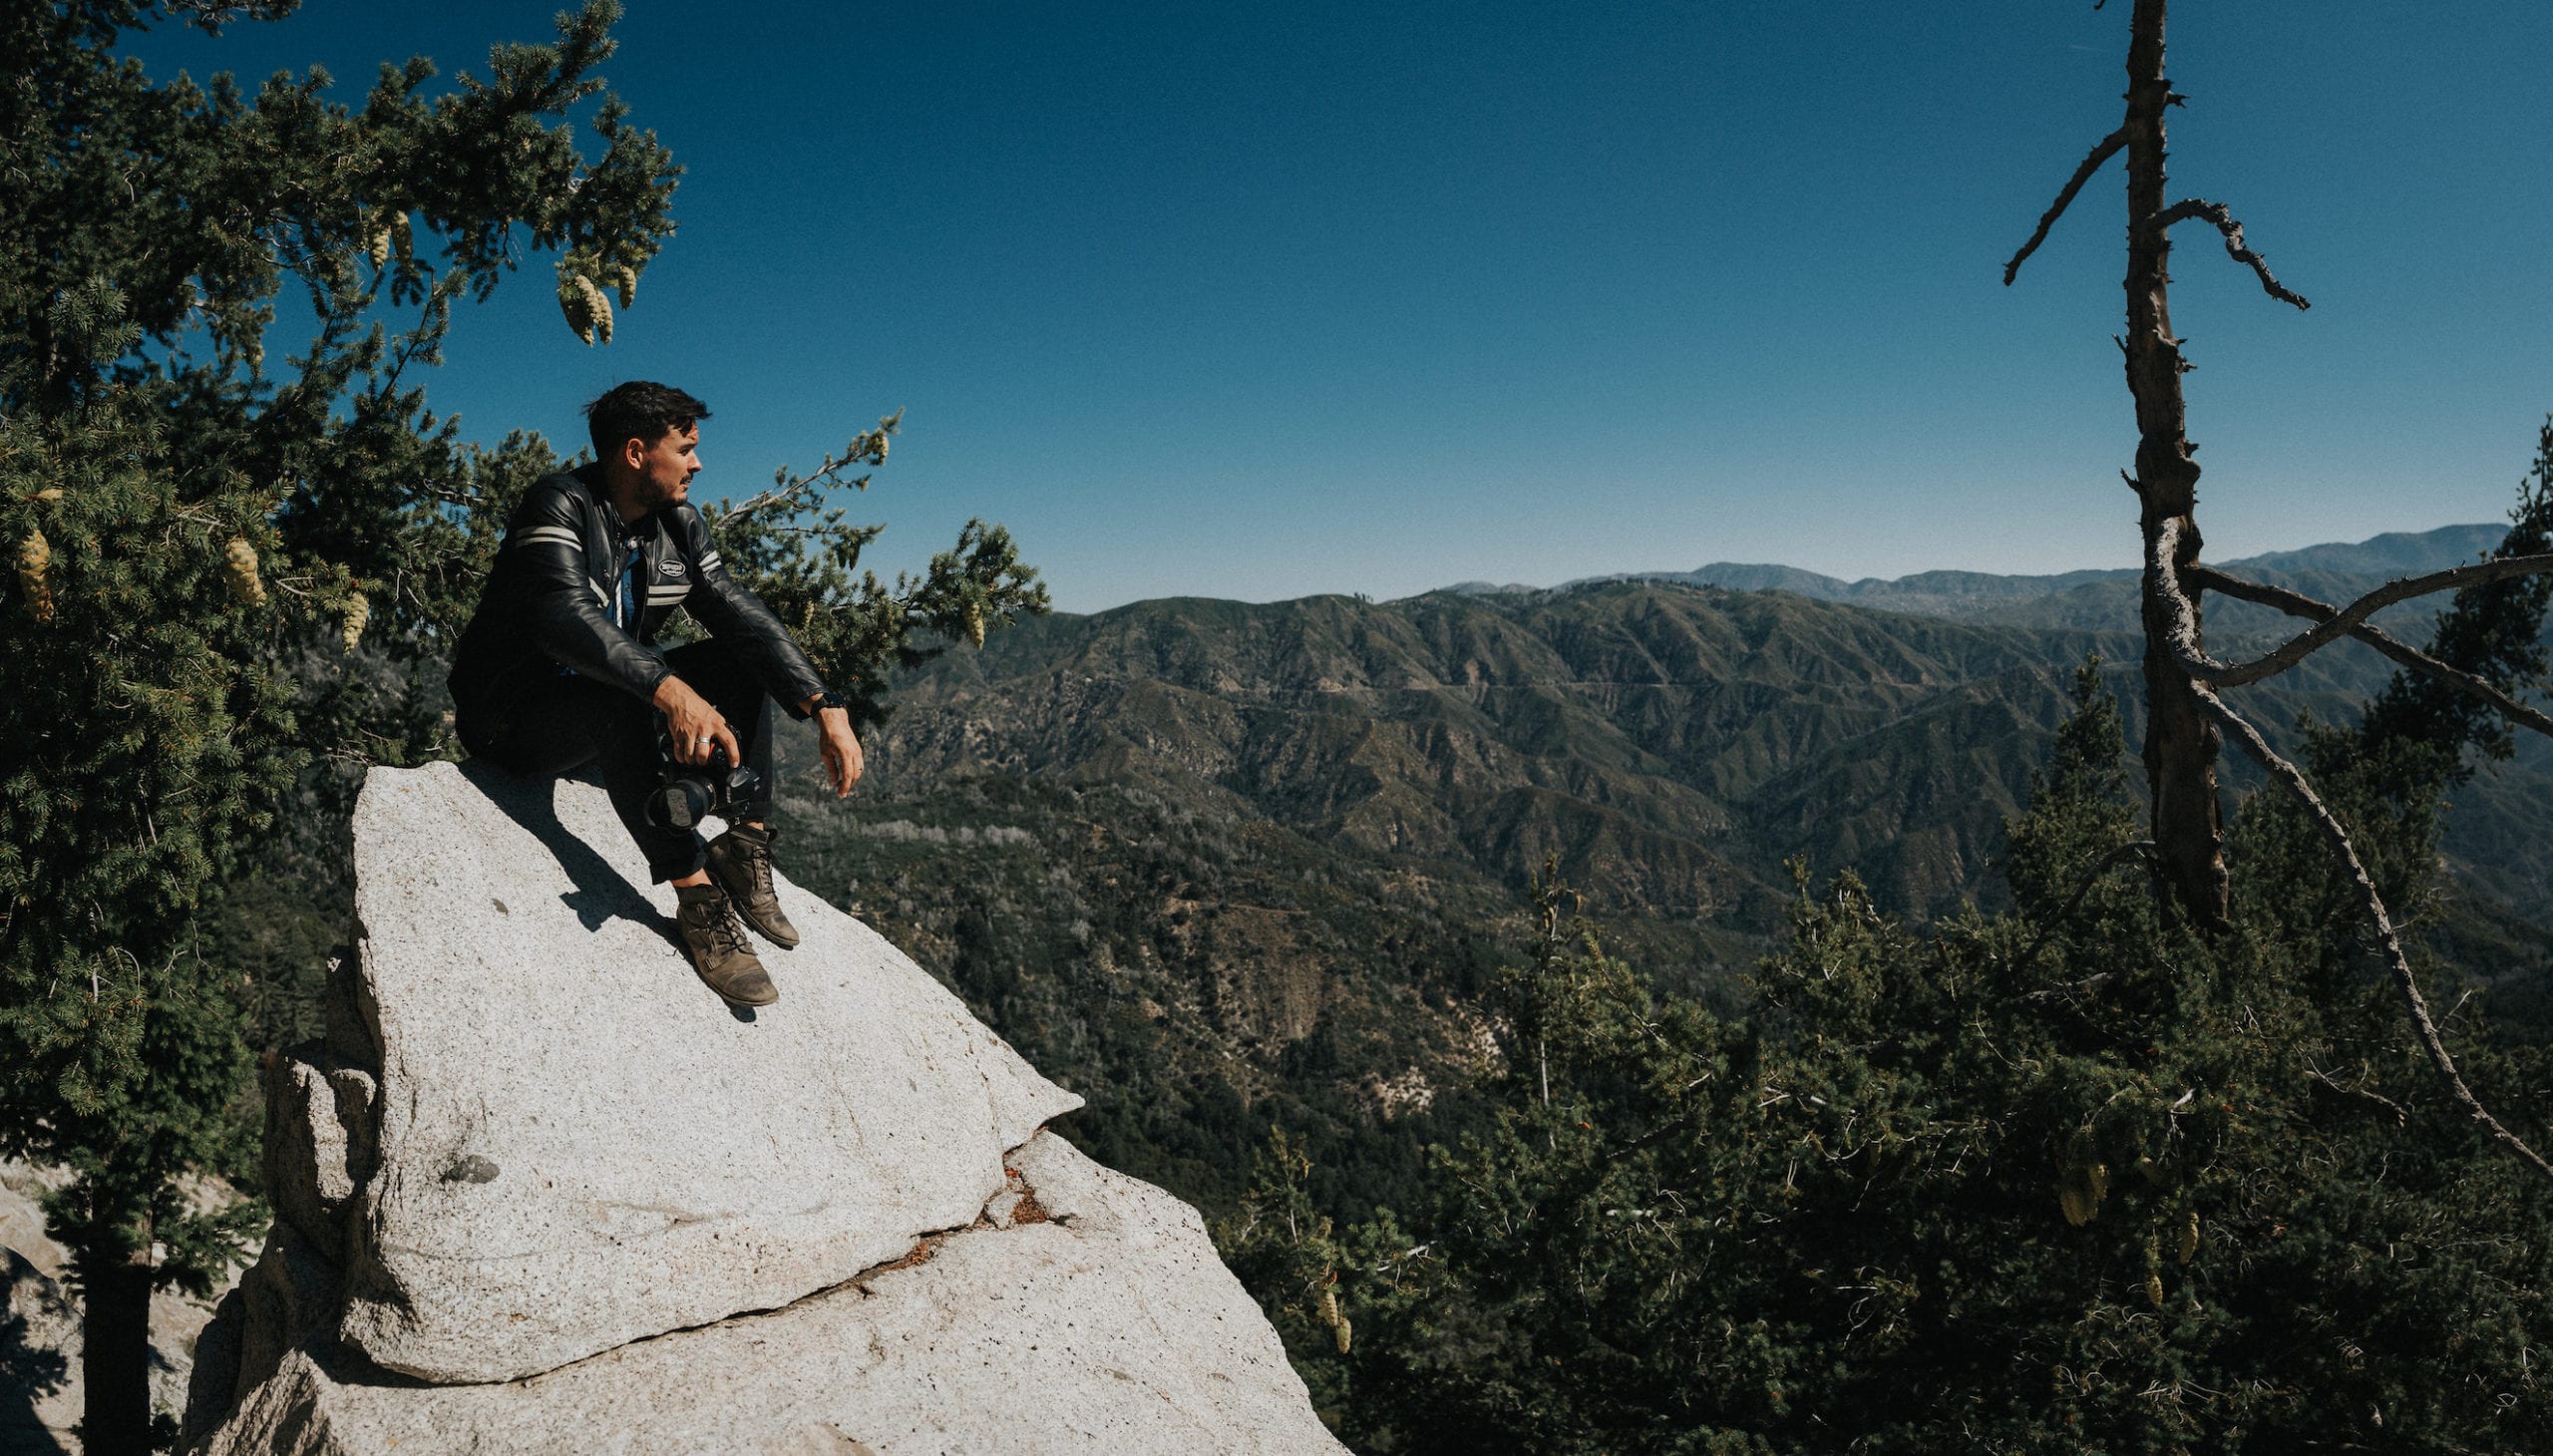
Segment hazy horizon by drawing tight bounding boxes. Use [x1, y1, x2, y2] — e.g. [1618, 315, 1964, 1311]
[989, 517, 2509, 613]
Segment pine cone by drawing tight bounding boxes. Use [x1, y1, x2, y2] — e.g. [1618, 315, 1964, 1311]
[341, 591, 369, 651]
[2055, 1127, 2107, 1227]
[392, 210, 413, 266]
[557, 276, 595, 345]
[2176, 1210, 2199, 1265]
[614, 262, 638, 310]
[223, 537, 266, 606]
[577, 274, 614, 346]
[962, 599, 986, 649]
[17, 530, 52, 623]
[1316, 1285, 1351, 1353]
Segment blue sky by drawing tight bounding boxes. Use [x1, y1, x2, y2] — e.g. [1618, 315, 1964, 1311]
[136, 2, 2553, 612]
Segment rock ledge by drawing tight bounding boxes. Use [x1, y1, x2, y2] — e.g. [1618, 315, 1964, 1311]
[184, 763, 1339, 1455]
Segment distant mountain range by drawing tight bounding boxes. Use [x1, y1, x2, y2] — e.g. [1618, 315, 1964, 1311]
[850, 520, 2553, 933]
[1442, 523, 2511, 639]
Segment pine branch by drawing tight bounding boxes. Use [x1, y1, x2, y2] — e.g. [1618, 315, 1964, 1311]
[2151, 198, 2310, 309]
[2195, 681, 2553, 1185]
[2190, 564, 2553, 739]
[727, 413, 901, 523]
[2010, 839, 2157, 978]
[2151, 519, 2553, 687]
[2004, 128, 2127, 286]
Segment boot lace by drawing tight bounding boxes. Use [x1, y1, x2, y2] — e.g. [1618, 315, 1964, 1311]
[691, 894, 751, 956]
[711, 901, 751, 955]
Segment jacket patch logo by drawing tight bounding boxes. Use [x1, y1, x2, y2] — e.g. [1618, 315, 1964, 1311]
[658, 560, 687, 577]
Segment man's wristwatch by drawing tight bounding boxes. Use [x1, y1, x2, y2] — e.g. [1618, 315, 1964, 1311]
[811, 689, 852, 715]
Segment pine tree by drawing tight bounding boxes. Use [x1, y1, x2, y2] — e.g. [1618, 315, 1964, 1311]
[1261, 659, 2551, 1453]
[1, 8, 678, 1445]
[2351, 416, 2553, 790]
[0, 6, 1043, 1448]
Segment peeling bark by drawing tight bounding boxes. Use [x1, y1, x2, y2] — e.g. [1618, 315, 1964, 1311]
[2119, 0, 2228, 927]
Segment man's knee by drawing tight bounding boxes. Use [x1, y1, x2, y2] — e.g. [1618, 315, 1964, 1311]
[664, 643, 770, 720]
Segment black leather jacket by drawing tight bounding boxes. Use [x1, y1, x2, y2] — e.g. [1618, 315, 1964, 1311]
[449, 463, 826, 737]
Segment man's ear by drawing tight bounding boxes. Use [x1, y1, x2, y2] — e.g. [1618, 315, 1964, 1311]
[620, 436, 648, 470]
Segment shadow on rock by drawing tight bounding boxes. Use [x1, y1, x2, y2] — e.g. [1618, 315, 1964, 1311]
[460, 760, 751, 1009]
[459, 759, 665, 936]
[0, 1248, 74, 1454]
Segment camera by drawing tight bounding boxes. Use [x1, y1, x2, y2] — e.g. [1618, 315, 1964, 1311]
[646, 737, 762, 830]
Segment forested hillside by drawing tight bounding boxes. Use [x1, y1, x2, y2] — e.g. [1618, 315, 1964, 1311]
[816, 568, 2552, 926]
[759, 570, 2553, 1232]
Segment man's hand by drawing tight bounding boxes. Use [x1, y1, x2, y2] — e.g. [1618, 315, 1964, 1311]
[806, 696, 864, 798]
[654, 675, 739, 768]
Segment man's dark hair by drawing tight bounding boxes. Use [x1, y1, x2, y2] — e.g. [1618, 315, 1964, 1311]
[585, 381, 710, 464]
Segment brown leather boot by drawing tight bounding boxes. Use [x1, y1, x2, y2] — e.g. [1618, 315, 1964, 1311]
[673, 883, 777, 1006]
[705, 822, 800, 949]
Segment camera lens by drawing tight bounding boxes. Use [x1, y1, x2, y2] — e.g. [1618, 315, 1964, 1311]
[647, 777, 713, 830]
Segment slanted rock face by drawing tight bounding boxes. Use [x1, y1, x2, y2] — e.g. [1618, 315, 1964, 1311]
[200, 1131, 1333, 1455]
[185, 763, 1340, 1454]
[333, 761, 1083, 1382]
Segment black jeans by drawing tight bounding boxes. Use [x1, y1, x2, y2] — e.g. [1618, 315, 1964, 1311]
[460, 639, 775, 883]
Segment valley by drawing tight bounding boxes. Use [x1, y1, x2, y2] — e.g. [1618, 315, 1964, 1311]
[764, 524, 2553, 1224]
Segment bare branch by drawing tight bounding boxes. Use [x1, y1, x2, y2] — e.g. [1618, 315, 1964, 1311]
[2190, 564, 2553, 740]
[2195, 682, 2553, 1185]
[2152, 198, 2310, 309]
[2307, 1065, 2409, 1127]
[2151, 520, 2553, 687]
[2004, 129, 2127, 286]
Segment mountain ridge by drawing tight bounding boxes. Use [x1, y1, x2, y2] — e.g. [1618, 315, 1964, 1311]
[763, 543, 2553, 1248]
[1435, 522, 2509, 621]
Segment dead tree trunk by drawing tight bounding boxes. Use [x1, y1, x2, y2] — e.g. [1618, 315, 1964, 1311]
[2006, 3, 2553, 1183]
[2006, 0, 2307, 925]
[2119, 0, 2227, 927]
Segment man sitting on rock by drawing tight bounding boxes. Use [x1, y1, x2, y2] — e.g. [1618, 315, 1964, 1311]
[449, 381, 864, 1007]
